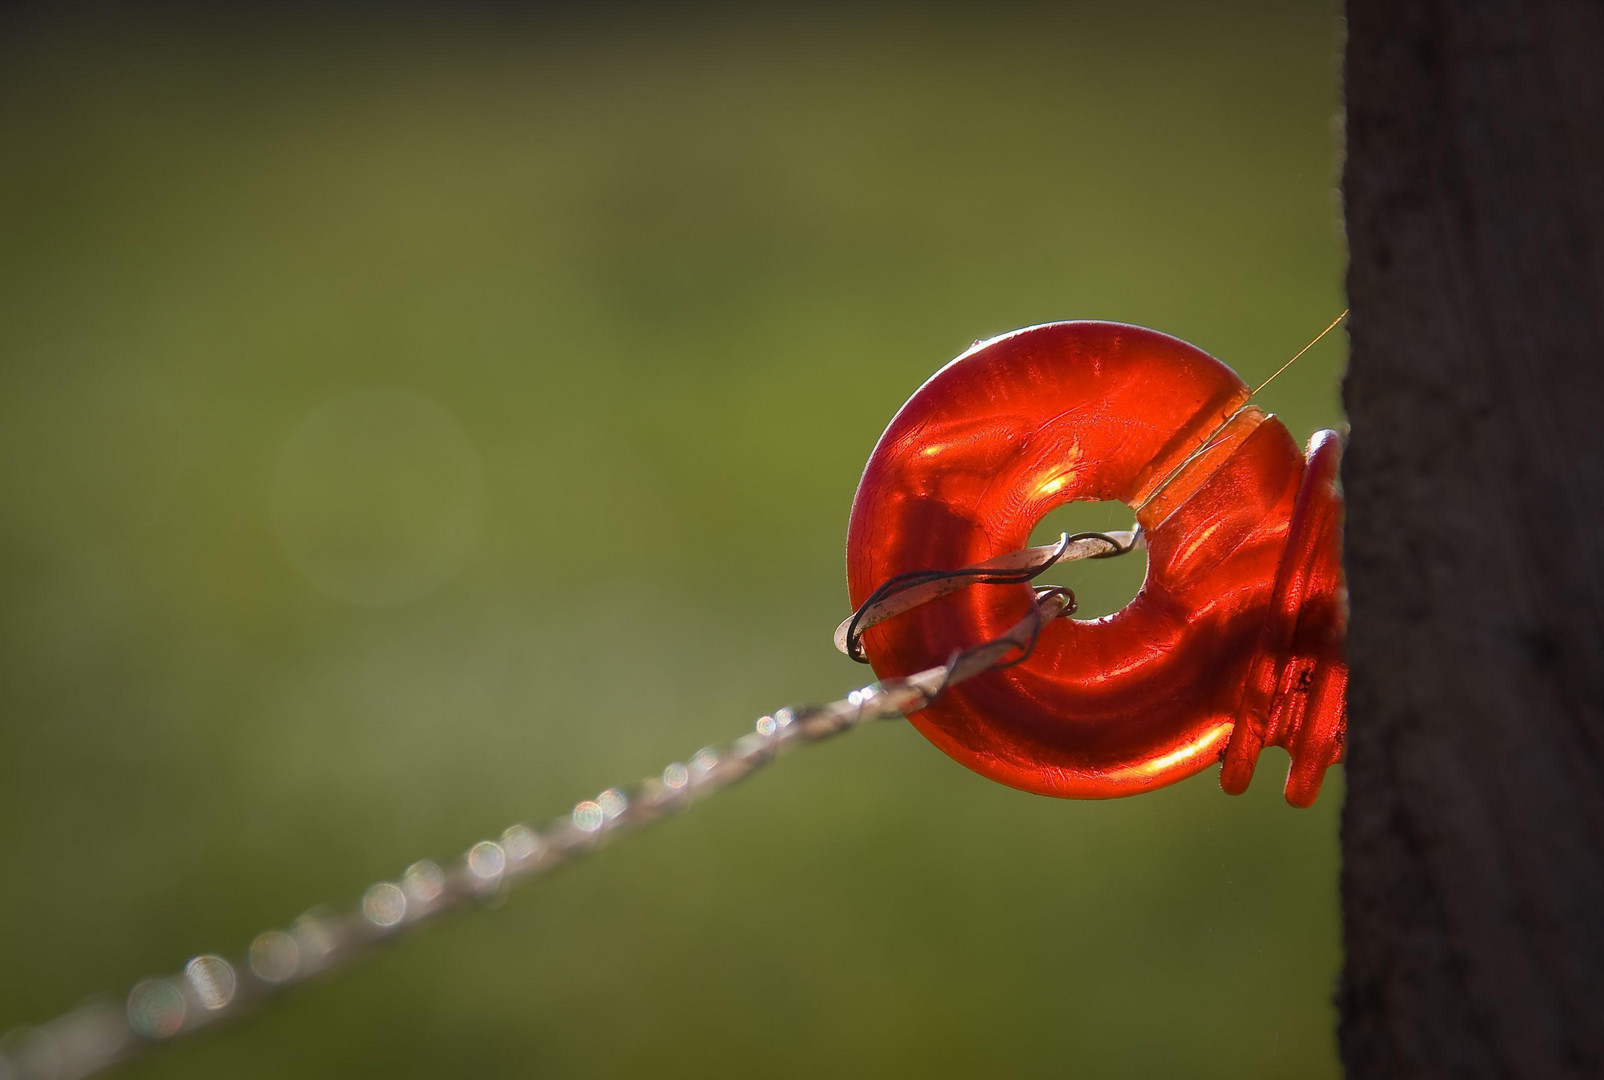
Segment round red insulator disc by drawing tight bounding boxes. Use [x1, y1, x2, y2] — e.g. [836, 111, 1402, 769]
[846, 321, 1309, 798]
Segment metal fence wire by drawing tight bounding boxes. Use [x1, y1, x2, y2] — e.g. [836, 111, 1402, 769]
[0, 531, 1139, 1080]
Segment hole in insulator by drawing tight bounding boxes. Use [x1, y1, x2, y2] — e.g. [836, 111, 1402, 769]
[1026, 499, 1148, 621]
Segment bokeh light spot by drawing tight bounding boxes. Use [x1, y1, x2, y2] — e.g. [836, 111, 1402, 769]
[466, 841, 506, 882]
[183, 955, 236, 1011]
[361, 883, 407, 928]
[402, 860, 446, 904]
[572, 801, 604, 833]
[125, 980, 185, 1039]
[500, 825, 542, 866]
[248, 931, 300, 984]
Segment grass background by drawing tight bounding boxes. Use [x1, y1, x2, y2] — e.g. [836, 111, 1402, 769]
[0, 5, 1348, 1077]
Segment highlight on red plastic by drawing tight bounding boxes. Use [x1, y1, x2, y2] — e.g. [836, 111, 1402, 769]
[844, 322, 1345, 806]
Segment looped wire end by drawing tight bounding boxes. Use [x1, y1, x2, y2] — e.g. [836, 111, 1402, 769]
[835, 528, 1141, 662]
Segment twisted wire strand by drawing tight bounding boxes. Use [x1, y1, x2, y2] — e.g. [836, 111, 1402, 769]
[0, 590, 1078, 1080]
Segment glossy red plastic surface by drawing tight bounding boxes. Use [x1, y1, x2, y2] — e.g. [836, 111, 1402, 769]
[845, 322, 1346, 804]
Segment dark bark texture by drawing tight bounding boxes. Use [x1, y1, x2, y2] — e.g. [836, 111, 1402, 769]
[1341, 1, 1604, 1076]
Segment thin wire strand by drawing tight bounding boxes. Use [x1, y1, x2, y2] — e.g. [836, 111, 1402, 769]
[0, 590, 1078, 1080]
[1250, 308, 1349, 397]
[1134, 309, 1349, 519]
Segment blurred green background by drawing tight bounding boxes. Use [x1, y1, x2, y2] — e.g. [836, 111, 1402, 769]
[0, 5, 1347, 1077]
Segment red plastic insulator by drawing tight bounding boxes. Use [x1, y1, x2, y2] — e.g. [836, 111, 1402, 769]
[845, 322, 1346, 806]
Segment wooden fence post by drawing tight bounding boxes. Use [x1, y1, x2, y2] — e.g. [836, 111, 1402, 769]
[1341, 2, 1604, 1075]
